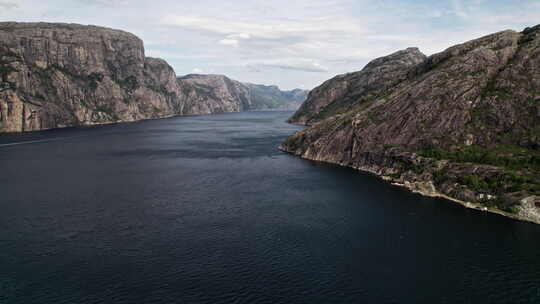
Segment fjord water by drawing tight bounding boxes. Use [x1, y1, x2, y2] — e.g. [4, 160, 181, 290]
[1, 111, 539, 304]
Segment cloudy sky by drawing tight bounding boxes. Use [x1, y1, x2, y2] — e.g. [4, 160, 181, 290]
[0, 0, 539, 90]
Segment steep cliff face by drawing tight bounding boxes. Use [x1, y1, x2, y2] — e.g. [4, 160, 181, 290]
[176, 75, 309, 113]
[282, 26, 540, 223]
[246, 84, 308, 110]
[0, 22, 184, 132]
[288, 47, 427, 125]
[176, 74, 251, 114]
[0, 22, 308, 133]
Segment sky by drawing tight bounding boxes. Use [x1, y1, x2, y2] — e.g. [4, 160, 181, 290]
[0, 0, 539, 90]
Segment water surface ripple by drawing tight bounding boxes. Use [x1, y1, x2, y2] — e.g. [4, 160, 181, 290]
[1, 111, 539, 303]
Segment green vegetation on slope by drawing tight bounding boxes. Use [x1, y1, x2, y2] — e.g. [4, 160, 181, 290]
[419, 144, 540, 171]
[420, 144, 540, 197]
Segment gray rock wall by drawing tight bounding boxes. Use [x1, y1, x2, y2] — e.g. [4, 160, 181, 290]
[0, 22, 309, 133]
[282, 26, 540, 223]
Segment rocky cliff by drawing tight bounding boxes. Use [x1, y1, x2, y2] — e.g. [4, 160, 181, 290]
[0, 22, 186, 132]
[176, 74, 251, 115]
[246, 84, 308, 110]
[282, 26, 540, 223]
[0, 22, 308, 133]
[176, 75, 309, 113]
[288, 47, 426, 125]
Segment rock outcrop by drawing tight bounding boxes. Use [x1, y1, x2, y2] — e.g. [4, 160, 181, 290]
[282, 26, 540, 223]
[246, 84, 308, 110]
[288, 47, 426, 125]
[0, 22, 185, 132]
[0, 22, 308, 132]
[176, 75, 309, 113]
[176, 74, 251, 114]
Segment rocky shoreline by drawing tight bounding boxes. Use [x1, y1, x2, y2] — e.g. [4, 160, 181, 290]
[280, 24, 540, 224]
[279, 145, 540, 225]
[382, 177, 540, 225]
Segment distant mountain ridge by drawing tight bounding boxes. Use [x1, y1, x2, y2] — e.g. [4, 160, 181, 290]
[176, 74, 252, 114]
[0, 22, 307, 132]
[244, 83, 308, 110]
[176, 74, 308, 114]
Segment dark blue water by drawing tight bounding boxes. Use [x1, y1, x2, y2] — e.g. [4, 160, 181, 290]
[1, 111, 539, 304]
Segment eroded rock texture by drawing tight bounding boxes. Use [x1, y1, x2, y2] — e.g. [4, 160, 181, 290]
[0, 22, 185, 132]
[176, 76, 309, 114]
[246, 84, 308, 110]
[282, 26, 540, 223]
[176, 74, 252, 115]
[288, 47, 427, 125]
[0, 22, 309, 132]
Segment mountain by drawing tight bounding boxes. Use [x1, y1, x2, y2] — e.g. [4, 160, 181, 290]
[177, 74, 251, 114]
[0, 22, 307, 133]
[175, 75, 309, 114]
[0, 22, 187, 132]
[288, 48, 426, 125]
[245, 84, 308, 110]
[281, 26, 540, 223]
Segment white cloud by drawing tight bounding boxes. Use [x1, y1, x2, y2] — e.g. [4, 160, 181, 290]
[248, 59, 328, 73]
[450, 0, 468, 18]
[227, 33, 251, 40]
[75, 0, 128, 6]
[145, 49, 217, 60]
[1, 0, 539, 89]
[0, 0, 19, 9]
[219, 39, 239, 47]
[160, 15, 364, 40]
[192, 68, 204, 73]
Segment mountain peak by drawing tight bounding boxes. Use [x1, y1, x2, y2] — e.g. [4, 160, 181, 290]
[282, 25, 540, 222]
[289, 47, 426, 125]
